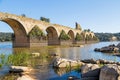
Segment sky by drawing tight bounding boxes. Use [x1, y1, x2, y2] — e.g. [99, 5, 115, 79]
[0, 0, 120, 33]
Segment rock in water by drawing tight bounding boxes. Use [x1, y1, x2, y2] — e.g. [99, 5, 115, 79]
[53, 58, 84, 68]
[10, 66, 32, 73]
[81, 64, 100, 80]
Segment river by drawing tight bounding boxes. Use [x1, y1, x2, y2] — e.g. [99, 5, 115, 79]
[0, 41, 120, 80]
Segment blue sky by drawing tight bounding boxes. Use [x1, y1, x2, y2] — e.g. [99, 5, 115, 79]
[0, 0, 120, 33]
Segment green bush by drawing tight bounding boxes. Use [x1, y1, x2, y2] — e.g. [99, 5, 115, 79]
[40, 17, 50, 23]
[7, 53, 31, 66]
[93, 36, 99, 41]
[28, 25, 45, 39]
[85, 35, 93, 41]
[59, 30, 70, 40]
[75, 33, 82, 41]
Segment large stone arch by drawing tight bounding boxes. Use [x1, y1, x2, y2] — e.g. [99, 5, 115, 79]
[0, 18, 29, 47]
[46, 26, 60, 45]
[89, 33, 93, 38]
[88, 33, 93, 41]
[68, 30, 74, 42]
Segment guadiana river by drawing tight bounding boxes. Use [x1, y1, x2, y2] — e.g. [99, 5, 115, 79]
[0, 41, 120, 80]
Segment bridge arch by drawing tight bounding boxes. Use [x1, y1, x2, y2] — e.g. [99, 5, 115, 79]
[88, 33, 93, 41]
[89, 33, 93, 38]
[68, 30, 74, 41]
[46, 26, 60, 45]
[0, 18, 29, 47]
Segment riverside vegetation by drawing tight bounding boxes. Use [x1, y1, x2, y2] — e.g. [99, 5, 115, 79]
[0, 47, 54, 80]
[95, 32, 120, 41]
[0, 32, 12, 42]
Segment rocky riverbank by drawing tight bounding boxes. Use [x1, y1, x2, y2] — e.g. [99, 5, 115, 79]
[94, 43, 120, 53]
[53, 58, 120, 80]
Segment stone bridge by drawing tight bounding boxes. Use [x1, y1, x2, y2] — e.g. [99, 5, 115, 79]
[0, 12, 95, 47]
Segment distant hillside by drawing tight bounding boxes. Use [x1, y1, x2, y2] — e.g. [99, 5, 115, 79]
[0, 32, 13, 42]
[95, 33, 120, 41]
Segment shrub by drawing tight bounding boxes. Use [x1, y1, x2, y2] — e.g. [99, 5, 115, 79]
[28, 25, 45, 39]
[7, 53, 31, 66]
[40, 17, 50, 23]
[75, 33, 82, 41]
[59, 30, 70, 40]
[93, 36, 99, 41]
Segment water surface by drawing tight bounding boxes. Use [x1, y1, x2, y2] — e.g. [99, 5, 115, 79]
[0, 41, 120, 80]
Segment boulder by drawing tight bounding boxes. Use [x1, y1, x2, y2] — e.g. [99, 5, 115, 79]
[81, 59, 98, 64]
[94, 48, 101, 52]
[117, 62, 120, 65]
[99, 64, 120, 80]
[53, 58, 84, 68]
[81, 59, 117, 64]
[113, 47, 119, 53]
[82, 77, 98, 80]
[95, 43, 120, 53]
[10, 66, 32, 73]
[100, 47, 113, 53]
[117, 43, 120, 48]
[81, 64, 100, 73]
[94, 43, 120, 53]
[81, 64, 100, 80]
[82, 68, 100, 78]
[31, 52, 40, 57]
[98, 59, 118, 65]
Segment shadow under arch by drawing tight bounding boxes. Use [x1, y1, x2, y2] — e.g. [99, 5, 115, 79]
[46, 26, 60, 45]
[0, 18, 29, 47]
[68, 30, 75, 43]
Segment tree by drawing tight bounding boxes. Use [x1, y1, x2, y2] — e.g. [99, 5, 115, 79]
[0, 32, 12, 42]
[84, 29, 87, 32]
[40, 17, 50, 23]
[21, 14, 26, 17]
[84, 29, 91, 32]
[87, 29, 91, 32]
[95, 33, 113, 41]
[59, 30, 70, 40]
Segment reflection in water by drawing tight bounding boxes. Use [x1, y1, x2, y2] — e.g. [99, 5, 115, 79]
[54, 66, 80, 76]
[54, 42, 120, 62]
[49, 70, 81, 80]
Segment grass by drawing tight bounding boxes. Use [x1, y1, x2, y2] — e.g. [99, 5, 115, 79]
[0, 53, 31, 67]
[74, 64, 81, 73]
[7, 53, 31, 66]
[0, 54, 6, 68]
[98, 63, 105, 67]
[0, 47, 52, 68]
